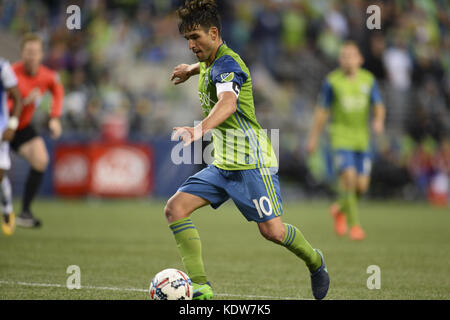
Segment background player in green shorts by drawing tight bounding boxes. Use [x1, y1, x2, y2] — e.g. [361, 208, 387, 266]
[166, 0, 329, 300]
[308, 42, 386, 240]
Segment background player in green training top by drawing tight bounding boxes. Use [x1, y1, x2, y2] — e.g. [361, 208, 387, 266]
[308, 41, 386, 240]
[166, 0, 329, 300]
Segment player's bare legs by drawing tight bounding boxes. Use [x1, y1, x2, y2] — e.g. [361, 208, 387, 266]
[15, 136, 49, 228]
[258, 216, 286, 243]
[164, 191, 209, 223]
[356, 175, 370, 197]
[17, 136, 49, 172]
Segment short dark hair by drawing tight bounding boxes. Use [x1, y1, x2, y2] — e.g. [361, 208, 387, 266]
[176, 0, 222, 35]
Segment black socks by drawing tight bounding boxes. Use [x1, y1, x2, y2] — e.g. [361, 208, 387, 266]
[22, 169, 44, 214]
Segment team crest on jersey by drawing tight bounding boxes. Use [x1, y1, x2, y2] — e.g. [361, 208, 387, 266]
[220, 72, 235, 83]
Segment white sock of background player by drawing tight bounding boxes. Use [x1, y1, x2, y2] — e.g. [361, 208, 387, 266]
[0, 175, 13, 215]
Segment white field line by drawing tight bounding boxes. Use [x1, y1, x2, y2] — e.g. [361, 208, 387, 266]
[0, 280, 304, 300]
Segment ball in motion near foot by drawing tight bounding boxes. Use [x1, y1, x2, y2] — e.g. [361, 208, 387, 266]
[149, 268, 193, 300]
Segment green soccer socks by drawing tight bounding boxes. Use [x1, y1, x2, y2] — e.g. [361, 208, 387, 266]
[339, 190, 360, 227]
[169, 218, 323, 284]
[169, 217, 208, 284]
[281, 223, 322, 273]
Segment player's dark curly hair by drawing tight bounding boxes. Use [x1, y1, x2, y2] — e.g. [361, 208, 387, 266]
[176, 0, 222, 35]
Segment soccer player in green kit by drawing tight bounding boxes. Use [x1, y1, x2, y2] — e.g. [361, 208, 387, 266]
[166, 0, 329, 300]
[308, 42, 386, 240]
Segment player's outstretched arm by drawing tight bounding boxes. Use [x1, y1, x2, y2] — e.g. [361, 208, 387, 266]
[8, 86, 22, 120]
[307, 106, 329, 154]
[173, 91, 237, 146]
[48, 74, 64, 139]
[171, 62, 200, 85]
[197, 91, 236, 134]
[2, 86, 22, 142]
[372, 103, 385, 136]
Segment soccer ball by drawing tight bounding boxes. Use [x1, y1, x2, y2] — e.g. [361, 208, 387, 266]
[149, 268, 193, 300]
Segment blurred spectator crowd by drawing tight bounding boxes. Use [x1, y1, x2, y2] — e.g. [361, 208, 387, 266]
[0, 0, 449, 201]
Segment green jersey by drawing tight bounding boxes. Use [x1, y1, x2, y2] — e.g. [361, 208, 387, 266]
[198, 43, 278, 170]
[319, 68, 383, 151]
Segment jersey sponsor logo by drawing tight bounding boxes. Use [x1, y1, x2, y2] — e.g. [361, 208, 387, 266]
[341, 95, 368, 112]
[219, 72, 235, 83]
[360, 84, 369, 94]
[198, 91, 216, 109]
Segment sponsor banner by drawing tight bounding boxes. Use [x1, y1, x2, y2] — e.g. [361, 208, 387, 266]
[53, 143, 153, 197]
[53, 144, 90, 196]
[90, 143, 153, 197]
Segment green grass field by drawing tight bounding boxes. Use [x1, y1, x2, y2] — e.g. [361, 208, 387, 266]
[0, 198, 449, 300]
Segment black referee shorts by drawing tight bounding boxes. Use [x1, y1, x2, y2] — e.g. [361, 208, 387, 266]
[10, 125, 39, 152]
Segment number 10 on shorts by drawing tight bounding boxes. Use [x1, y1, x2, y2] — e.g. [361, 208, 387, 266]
[252, 196, 273, 218]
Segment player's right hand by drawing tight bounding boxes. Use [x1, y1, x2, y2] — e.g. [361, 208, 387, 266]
[172, 126, 195, 146]
[170, 64, 192, 85]
[172, 126, 204, 147]
[1, 128, 15, 142]
[49, 117, 62, 139]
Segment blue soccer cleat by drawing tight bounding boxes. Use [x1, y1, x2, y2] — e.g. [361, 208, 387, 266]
[310, 249, 330, 300]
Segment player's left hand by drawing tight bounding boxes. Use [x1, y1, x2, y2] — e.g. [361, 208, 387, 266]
[49, 117, 62, 139]
[1, 128, 15, 142]
[172, 126, 203, 146]
[372, 119, 384, 136]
